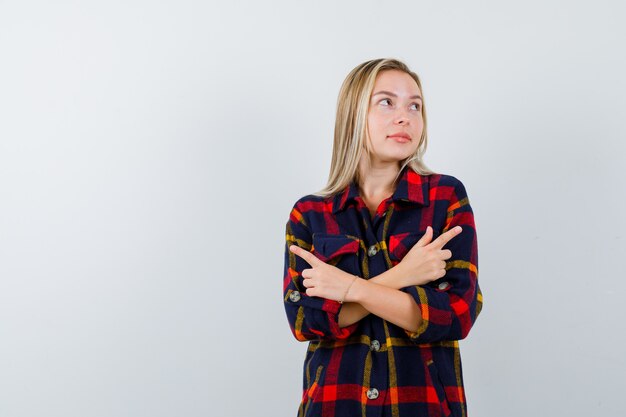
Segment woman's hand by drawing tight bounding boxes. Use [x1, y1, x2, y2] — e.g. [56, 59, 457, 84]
[393, 225, 463, 288]
[289, 245, 358, 303]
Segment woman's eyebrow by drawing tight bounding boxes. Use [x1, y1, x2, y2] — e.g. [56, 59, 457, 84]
[372, 90, 422, 100]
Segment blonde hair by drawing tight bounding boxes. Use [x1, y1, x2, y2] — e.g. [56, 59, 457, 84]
[313, 58, 437, 198]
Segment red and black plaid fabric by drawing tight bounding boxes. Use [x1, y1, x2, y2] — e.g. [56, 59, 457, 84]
[283, 165, 482, 417]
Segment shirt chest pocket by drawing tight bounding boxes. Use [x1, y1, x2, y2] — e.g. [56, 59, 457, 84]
[311, 233, 361, 274]
[386, 231, 426, 266]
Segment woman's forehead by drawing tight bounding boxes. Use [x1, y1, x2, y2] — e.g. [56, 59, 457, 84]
[372, 70, 421, 97]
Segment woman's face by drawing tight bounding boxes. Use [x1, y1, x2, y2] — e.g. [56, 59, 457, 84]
[366, 69, 424, 166]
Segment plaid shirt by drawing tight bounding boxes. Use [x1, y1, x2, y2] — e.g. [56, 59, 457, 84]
[283, 165, 482, 417]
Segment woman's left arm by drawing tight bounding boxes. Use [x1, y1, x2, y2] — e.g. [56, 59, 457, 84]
[401, 178, 482, 342]
[290, 246, 427, 333]
[336, 264, 425, 328]
[338, 278, 424, 332]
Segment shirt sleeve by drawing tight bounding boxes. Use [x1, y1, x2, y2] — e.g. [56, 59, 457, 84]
[402, 179, 483, 343]
[282, 202, 360, 342]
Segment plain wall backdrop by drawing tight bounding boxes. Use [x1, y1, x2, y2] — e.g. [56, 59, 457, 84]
[1, 1, 625, 416]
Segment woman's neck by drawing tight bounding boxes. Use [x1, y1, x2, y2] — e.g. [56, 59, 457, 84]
[357, 162, 400, 202]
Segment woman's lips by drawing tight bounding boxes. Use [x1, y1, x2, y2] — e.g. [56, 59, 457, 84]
[388, 135, 411, 143]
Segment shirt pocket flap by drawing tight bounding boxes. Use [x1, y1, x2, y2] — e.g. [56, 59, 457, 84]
[387, 231, 425, 262]
[311, 233, 360, 263]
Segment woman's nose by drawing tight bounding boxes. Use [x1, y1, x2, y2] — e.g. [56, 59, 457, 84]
[394, 110, 410, 124]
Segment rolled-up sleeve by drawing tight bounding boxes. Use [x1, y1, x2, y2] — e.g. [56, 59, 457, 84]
[403, 179, 483, 343]
[283, 203, 360, 342]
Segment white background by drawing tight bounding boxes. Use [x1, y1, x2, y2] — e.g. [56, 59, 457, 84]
[1, 1, 625, 416]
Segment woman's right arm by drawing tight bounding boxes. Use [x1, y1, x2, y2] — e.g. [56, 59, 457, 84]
[283, 202, 361, 342]
[336, 266, 428, 328]
[341, 178, 482, 345]
[337, 226, 461, 328]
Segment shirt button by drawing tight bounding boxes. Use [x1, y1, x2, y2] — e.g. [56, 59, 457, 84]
[370, 340, 380, 352]
[367, 244, 379, 257]
[289, 290, 301, 302]
[366, 388, 379, 400]
[438, 281, 450, 290]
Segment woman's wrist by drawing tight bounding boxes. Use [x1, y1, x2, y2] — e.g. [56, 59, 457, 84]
[341, 262, 409, 304]
[369, 263, 406, 290]
[343, 275, 369, 303]
[338, 274, 359, 304]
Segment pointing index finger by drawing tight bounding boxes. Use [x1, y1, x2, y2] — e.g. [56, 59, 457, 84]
[430, 226, 463, 249]
[289, 244, 321, 267]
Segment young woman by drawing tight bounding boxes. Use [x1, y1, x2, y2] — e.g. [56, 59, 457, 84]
[283, 58, 482, 417]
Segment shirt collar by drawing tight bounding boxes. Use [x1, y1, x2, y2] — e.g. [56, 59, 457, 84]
[332, 165, 429, 214]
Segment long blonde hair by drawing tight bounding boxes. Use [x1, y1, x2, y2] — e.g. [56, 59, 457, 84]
[313, 58, 437, 198]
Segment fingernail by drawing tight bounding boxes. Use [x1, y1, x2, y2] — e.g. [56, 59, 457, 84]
[455, 226, 462, 232]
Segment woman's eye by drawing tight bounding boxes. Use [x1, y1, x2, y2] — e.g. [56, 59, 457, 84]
[380, 98, 391, 106]
[411, 103, 421, 110]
